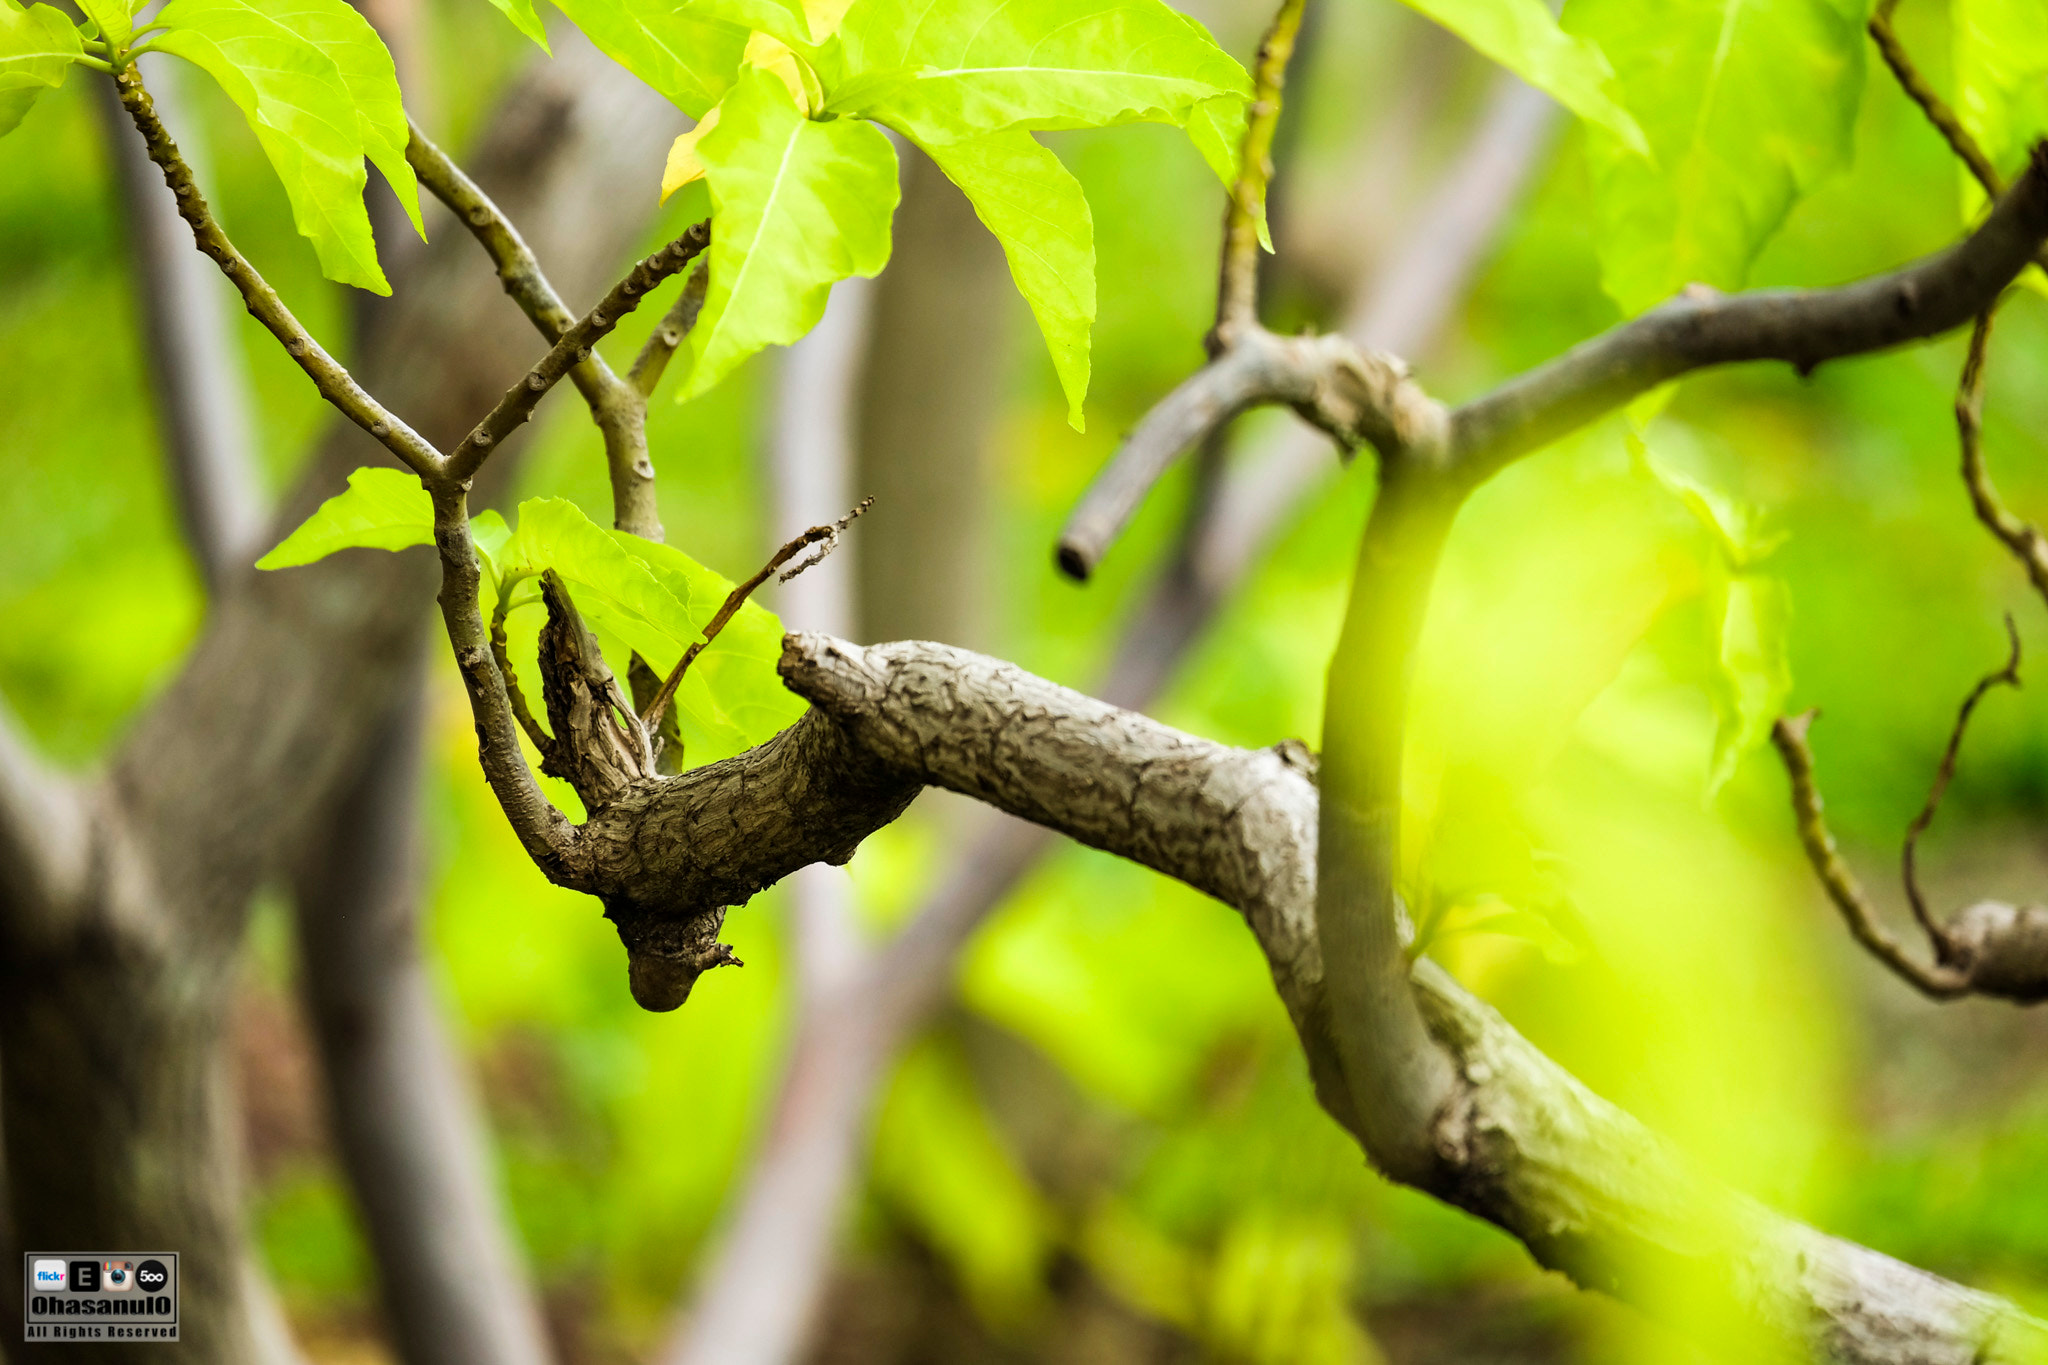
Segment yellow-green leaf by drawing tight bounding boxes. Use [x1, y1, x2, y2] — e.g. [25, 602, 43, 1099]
[0, 0, 83, 137]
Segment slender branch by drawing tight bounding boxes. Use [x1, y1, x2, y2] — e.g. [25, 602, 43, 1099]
[1450, 144, 2048, 483]
[1902, 614, 2022, 946]
[1215, 0, 1307, 339]
[1957, 310, 2048, 605]
[112, 65, 444, 479]
[97, 59, 265, 590]
[406, 118, 589, 342]
[1056, 329, 1444, 578]
[629, 265, 710, 398]
[1868, 0, 2004, 198]
[429, 485, 584, 881]
[1769, 711, 1969, 999]
[640, 500, 871, 737]
[446, 223, 710, 486]
[489, 581, 556, 759]
[409, 117, 674, 536]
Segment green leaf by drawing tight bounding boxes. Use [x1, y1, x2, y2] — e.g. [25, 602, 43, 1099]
[1563, 0, 1867, 315]
[550, 0, 747, 117]
[680, 65, 898, 399]
[1706, 571, 1792, 796]
[819, 0, 1249, 147]
[483, 0, 549, 49]
[1956, 0, 2048, 192]
[256, 466, 432, 567]
[922, 129, 1094, 430]
[1401, 0, 1646, 157]
[0, 0, 83, 138]
[251, 0, 424, 237]
[75, 0, 128, 49]
[154, 0, 390, 291]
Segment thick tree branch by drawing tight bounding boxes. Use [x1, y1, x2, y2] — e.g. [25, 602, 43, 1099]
[97, 59, 265, 591]
[661, 81, 1556, 1365]
[112, 65, 443, 479]
[724, 634, 2046, 1364]
[1449, 145, 2048, 483]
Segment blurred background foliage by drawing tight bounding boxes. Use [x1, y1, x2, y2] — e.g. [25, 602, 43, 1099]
[4, 0, 2048, 1359]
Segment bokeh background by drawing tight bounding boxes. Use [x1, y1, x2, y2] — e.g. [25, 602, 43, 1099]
[4, 0, 2047, 1359]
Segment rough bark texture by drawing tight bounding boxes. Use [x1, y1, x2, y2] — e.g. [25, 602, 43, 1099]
[746, 635, 2046, 1365]
[0, 38, 677, 1362]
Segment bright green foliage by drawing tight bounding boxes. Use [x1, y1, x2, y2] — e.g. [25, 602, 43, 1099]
[1398, 0, 1646, 157]
[74, 0, 129, 48]
[260, 473, 802, 766]
[256, 466, 433, 566]
[1564, 0, 1867, 315]
[153, 0, 408, 291]
[0, 0, 82, 137]
[817, 0, 1248, 145]
[514, 0, 1245, 427]
[1629, 429, 1792, 795]
[250, 0, 424, 237]
[483, 0, 548, 50]
[679, 66, 900, 401]
[549, 0, 747, 117]
[923, 130, 1095, 429]
[1956, 0, 2048, 204]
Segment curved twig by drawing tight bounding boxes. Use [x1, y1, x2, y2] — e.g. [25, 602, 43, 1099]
[639, 500, 872, 737]
[1902, 614, 2022, 947]
[1769, 711, 1969, 999]
[1868, 0, 2004, 198]
[1958, 310, 2048, 605]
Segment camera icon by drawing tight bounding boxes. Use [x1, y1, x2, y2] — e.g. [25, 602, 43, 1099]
[104, 1261, 133, 1291]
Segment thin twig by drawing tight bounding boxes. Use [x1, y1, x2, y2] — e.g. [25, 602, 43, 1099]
[407, 118, 590, 341]
[489, 581, 556, 760]
[1902, 614, 2022, 947]
[447, 222, 709, 484]
[1868, 0, 2004, 198]
[112, 66, 444, 479]
[410, 118, 674, 537]
[629, 265, 710, 397]
[1957, 310, 2048, 605]
[1216, 0, 1308, 341]
[640, 500, 872, 736]
[1769, 711, 1969, 999]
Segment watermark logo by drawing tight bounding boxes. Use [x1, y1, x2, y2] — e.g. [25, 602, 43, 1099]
[23, 1253, 177, 1343]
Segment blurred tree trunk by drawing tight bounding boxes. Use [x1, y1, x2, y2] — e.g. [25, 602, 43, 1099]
[853, 144, 1016, 649]
[0, 38, 676, 1363]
